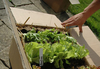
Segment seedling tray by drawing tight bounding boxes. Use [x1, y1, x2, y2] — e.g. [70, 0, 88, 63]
[16, 24, 89, 69]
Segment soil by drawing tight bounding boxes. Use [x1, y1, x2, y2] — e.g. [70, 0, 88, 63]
[31, 58, 87, 69]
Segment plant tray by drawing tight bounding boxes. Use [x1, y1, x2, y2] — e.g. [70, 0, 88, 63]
[16, 24, 89, 69]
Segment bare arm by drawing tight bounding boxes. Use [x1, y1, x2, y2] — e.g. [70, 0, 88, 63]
[61, 0, 100, 32]
[83, 0, 100, 19]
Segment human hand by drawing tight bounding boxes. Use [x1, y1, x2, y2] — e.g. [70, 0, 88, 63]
[61, 12, 87, 32]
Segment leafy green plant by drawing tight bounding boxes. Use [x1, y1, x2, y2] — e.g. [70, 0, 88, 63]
[24, 28, 89, 69]
[25, 41, 89, 69]
[24, 28, 74, 43]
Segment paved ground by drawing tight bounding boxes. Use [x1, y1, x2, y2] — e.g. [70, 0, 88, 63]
[0, 0, 72, 69]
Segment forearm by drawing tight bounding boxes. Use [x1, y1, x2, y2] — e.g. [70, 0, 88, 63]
[82, 0, 100, 19]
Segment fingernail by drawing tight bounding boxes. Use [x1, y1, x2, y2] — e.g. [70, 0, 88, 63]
[80, 30, 83, 33]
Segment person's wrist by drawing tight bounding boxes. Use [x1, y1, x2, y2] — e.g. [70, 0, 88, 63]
[81, 10, 89, 20]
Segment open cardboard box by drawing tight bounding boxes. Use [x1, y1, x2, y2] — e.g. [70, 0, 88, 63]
[3, 0, 100, 69]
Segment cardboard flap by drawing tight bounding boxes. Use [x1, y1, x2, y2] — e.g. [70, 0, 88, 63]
[3, 0, 31, 68]
[10, 7, 63, 28]
[69, 0, 80, 4]
[70, 26, 100, 66]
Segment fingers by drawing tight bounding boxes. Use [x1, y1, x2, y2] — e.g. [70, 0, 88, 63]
[62, 21, 83, 33]
[79, 25, 83, 33]
[61, 17, 78, 27]
[61, 22, 76, 27]
[61, 19, 74, 25]
[61, 18, 74, 25]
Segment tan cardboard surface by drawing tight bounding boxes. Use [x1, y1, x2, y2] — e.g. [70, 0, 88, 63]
[70, 26, 100, 66]
[10, 17, 31, 69]
[85, 55, 95, 66]
[9, 37, 23, 69]
[10, 7, 63, 28]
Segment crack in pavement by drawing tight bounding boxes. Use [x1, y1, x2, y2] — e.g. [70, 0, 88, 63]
[9, 0, 16, 7]
[0, 19, 12, 30]
[14, 3, 33, 7]
[0, 45, 12, 69]
[9, 0, 33, 7]
[8, 0, 41, 11]
[0, 58, 12, 69]
[0, 8, 5, 10]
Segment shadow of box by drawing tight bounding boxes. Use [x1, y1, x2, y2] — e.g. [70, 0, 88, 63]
[42, 0, 70, 13]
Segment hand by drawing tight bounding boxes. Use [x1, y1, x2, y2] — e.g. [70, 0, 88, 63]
[61, 12, 87, 32]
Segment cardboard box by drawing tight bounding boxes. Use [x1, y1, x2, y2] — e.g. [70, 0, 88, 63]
[9, 7, 100, 69]
[3, 0, 100, 68]
[42, 0, 80, 13]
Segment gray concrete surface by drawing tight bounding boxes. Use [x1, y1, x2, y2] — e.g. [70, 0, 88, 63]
[0, 0, 72, 69]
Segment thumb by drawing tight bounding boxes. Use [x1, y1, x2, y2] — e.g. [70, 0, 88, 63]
[79, 25, 83, 33]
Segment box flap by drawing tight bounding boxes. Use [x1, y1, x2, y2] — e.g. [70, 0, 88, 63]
[3, 0, 31, 69]
[70, 26, 100, 66]
[10, 7, 63, 28]
[69, 0, 80, 4]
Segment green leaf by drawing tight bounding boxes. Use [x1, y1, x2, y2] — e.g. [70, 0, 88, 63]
[66, 50, 74, 59]
[66, 36, 77, 43]
[65, 60, 70, 65]
[32, 57, 39, 64]
[60, 60, 64, 68]
[49, 58, 54, 63]
[29, 28, 36, 33]
[26, 53, 32, 63]
[54, 59, 60, 68]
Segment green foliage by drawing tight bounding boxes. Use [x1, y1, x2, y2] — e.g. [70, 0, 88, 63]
[24, 28, 89, 69]
[68, 0, 100, 40]
[25, 41, 89, 68]
[24, 28, 75, 43]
